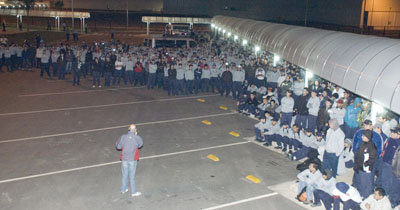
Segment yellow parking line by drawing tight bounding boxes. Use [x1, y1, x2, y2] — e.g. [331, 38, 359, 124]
[202, 120, 212, 125]
[246, 175, 261, 183]
[229, 131, 240, 137]
[219, 106, 228, 110]
[197, 98, 205, 102]
[207, 154, 220, 162]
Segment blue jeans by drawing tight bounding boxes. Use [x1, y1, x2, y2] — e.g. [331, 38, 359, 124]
[307, 114, 318, 132]
[66, 61, 72, 73]
[314, 189, 333, 210]
[322, 152, 339, 177]
[281, 112, 293, 126]
[298, 181, 317, 202]
[232, 81, 242, 99]
[333, 198, 360, 210]
[121, 160, 138, 194]
[295, 115, 308, 130]
[92, 71, 101, 86]
[147, 73, 156, 88]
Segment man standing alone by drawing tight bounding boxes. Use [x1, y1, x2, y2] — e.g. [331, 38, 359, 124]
[116, 124, 143, 197]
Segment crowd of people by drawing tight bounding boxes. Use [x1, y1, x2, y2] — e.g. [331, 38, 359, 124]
[1, 32, 400, 210]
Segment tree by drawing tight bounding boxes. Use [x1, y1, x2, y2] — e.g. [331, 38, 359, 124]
[23, 0, 36, 32]
[54, 1, 64, 9]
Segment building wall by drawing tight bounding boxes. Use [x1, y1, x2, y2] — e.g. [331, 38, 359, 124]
[54, 0, 163, 12]
[163, 0, 308, 23]
[365, 0, 400, 29]
[163, 0, 363, 27]
[307, 0, 363, 27]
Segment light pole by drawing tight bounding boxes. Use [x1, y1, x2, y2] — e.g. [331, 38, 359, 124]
[304, 0, 309, 26]
[71, 0, 74, 29]
[126, 0, 129, 30]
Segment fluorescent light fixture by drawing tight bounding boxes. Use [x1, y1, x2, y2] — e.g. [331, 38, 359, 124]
[227, 32, 231, 37]
[219, 28, 222, 32]
[371, 102, 385, 124]
[234, 35, 238, 40]
[305, 70, 313, 87]
[222, 29, 226, 34]
[255, 46, 260, 52]
[211, 24, 215, 28]
[273, 54, 280, 66]
[242, 40, 248, 46]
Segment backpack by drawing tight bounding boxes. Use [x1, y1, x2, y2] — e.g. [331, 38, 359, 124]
[392, 147, 400, 179]
[297, 186, 307, 202]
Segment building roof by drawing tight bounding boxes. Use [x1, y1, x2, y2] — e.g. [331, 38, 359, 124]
[212, 15, 400, 114]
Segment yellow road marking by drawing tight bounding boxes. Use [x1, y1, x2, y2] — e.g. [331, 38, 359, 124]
[202, 120, 212, 125]
[207, 154, 220, 162]
[229, 131, 240, 137]
[246, 175, 261, 183]
[197, 98, 205, 102]
[219, 106, 228, 110]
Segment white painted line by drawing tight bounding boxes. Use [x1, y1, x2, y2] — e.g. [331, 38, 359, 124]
[18, 86, 146, 97]
[0, 112, 236, 144]
[0, 94, 219, 116]
[202, 192, 279, 210]
[0, 141, 250, 184]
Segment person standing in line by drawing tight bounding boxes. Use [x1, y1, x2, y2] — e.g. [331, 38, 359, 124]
[167, 64, 177, 96]
[72, 57, 82, 86]
[116, 124, 143, 197]
[57, 53, 66, 80]
[220, 66, 233, 97]
[40, 49, 51, 79]
[322, 118, 345, 177]
[104, 57, 113, 87]
[307, 89, 321, 132]
[92, 57, 102, 88]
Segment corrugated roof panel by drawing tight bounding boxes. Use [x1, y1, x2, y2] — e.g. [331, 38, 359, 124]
[211, 15, 400, 114]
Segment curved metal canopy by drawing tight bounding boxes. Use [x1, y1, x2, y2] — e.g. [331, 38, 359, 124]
[212, 15, 400, 115]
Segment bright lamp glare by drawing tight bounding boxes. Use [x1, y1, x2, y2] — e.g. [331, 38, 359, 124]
[242, 40, 248, 46]
[219, 28, 222, 32]
[255, 46, 260, 52]
[227, 32, 231, 37]
[234, 35, 238, 40]
[211, 24, 215, 28]
[371, 102, 385, 125]
[273, 54, 280, 66]
[222, 29, 226, 33]
[305, 70, 313, 87]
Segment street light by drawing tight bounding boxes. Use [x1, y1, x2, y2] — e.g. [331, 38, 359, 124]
[305, 70, 313, 87]
[211, 24, 215, 28]
[242, 39, 248, 46]
[371, 102, 385, 124]
[227, 32, 231, 37]
[273, 54, 280, 67]
[234, 35, 238, 40]
[255, 45, 260, 52]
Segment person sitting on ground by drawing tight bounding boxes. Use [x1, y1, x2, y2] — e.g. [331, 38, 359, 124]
[312, 169, 336, 209]
[237, 92, 248, 114]
[265, 99, 280, 116]
[244, 92, 259, 117]
[275, 121, 291, 152]
[288, 129, 319, 161]
[360, 187, 393, 210]
[297, 162, 322, 205]
[332, 182, 362, 210]
[263, 117, 281, 146]
[287, 124, 302, 153]
[254, 117, 269, 142]
[256, 96, 269, 117]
